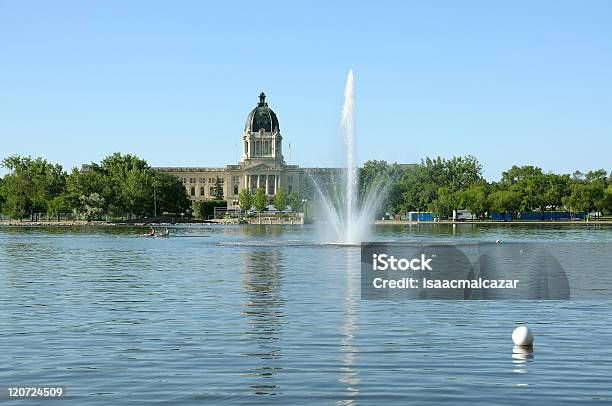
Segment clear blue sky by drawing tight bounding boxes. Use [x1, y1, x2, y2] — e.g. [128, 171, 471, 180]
[1, 1, 610, 180]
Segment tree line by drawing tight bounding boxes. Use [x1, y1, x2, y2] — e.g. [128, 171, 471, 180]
[238, 187, 300, 213]
[0, 153, 190, 220]
[360, 156, 612, 219]
[1, 153, 610, 221]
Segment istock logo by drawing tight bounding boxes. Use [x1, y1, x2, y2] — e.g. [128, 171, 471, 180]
[372, 253, 433, 271]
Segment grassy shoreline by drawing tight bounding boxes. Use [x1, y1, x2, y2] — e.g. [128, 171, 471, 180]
[1, 219, 611, 227]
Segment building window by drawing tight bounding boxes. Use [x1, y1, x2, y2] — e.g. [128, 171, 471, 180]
[267, 175, 275, 195]
[233, 184, 238, 195]
[200, 187, 205, 196]
[232, 176, 239, 182]
[190, 187, 195, 196]
[209, 187, 214, 196]
[190, 178, 196, 183]
[199, 178, 205, 183]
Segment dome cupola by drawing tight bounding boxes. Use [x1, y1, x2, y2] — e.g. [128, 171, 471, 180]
[245, 92, 280, 133]
[240, 92, 284, 163]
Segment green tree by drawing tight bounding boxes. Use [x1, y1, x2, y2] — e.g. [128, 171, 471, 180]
[192, 200, 204, 219]
[456, 182, 489, 220]
[444, 156, 483, 192]
[359, 160, 407, 215]
[561, 170, 607, 216]
[429, 187, 456, 219]
[496, 165, 578, 212]
[192, 200, 226, 219]
[64, 154, 188, 219]
[274, 187, 288, 212]
[399, 165, 436, 212]
[253, 187, 267, 222]
[500, 165, 543, 186]
[288, 191, 300, 212]
[585, 169, 608, 183]
[562, 182, 602, 214]
[0, 177, 4, 213]
[499, 166, 545, 211]
[603, 184, 612, 215]
[0, 155, 67, 220]
[541, 174, 571, 210]
[212, 177, 224, 200]
[238, 189, 253, 212]
[47, 194, 70, 221]
[66, 166, 111, 213]
[488, 189, 521, 216]
[585, 170, 608, 216]
[99, 153, 152, 217]
[398, 155, 482, 214]
[81, 193, 105, 221]
[124, 167, 154, 217]
[0, 174, 30, 219]
[152, 172, 190, 215]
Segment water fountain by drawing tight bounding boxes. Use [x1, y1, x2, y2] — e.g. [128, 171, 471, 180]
[311, 70, 388, 244]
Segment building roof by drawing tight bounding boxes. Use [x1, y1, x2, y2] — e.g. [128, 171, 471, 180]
[245, 92, 279, 133]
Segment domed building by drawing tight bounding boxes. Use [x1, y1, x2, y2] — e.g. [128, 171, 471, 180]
[155, 92, 305, 206]
[154, 91, 414, 209]
[242, 92, 283, 162]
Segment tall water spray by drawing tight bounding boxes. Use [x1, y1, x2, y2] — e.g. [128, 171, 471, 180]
[311, 70, 387, 244]
[342, 70, 357, 242]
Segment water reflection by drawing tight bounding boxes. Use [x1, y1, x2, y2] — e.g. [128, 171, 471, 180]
[512, 345, 534, 374]
[239, 249, 285, 396]
[472, 244, 570, 299]
[337, 248, 361, 405]
[241, 224, 285, 239]
[2, 226, 612, 404]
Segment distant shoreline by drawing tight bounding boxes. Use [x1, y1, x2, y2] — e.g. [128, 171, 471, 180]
[1, 219, 611, 227]
[0, 217, 303, 226]
[374, 219, 612, 226]
[0, 220, 214, 227]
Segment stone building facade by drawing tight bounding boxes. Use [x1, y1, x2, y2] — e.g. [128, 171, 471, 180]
[154, 92, 331, 207]
[154, 92, 414, 208]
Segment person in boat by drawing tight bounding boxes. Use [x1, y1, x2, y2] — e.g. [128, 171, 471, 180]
[148, 227, 155, 236]
[162, 227, 170, 237]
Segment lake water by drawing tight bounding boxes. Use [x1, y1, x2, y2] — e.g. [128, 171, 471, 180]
[1, 224, 611, 404]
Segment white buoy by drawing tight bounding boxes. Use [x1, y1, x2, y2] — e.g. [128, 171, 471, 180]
[495, 239, 501, 244]
[512, 326, 534, 346]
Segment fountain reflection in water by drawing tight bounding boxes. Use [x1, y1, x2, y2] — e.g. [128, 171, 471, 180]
[311, 70, 387, 244]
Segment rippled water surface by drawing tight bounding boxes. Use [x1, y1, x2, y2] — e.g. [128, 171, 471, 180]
[1, 224, 611, 404]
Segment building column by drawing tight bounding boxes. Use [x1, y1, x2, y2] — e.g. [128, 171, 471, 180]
[265, 175, 269, 195]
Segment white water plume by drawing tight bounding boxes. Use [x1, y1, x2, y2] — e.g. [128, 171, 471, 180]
[310, 70, 388, 244]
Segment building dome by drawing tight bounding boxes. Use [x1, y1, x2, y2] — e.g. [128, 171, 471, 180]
[245, 92, 279, 132]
